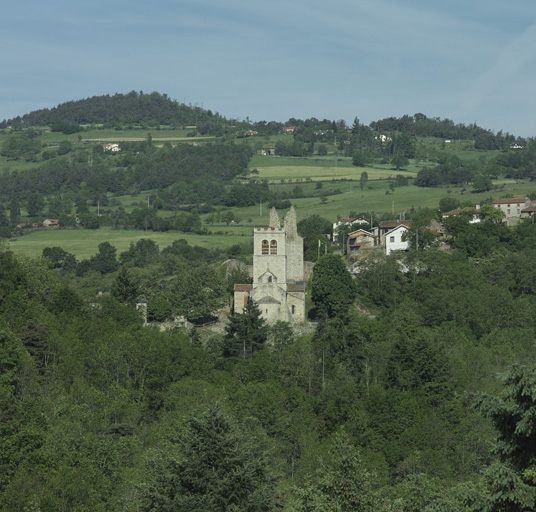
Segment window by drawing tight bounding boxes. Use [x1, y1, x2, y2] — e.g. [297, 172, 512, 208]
[270, 240, 277, 254]
[291, 305, 295, 314]
[268, 275, 272, 283]
[507, 209, 511, 215]
[390, 236, 395, 242]
[262, 240, 269, 254]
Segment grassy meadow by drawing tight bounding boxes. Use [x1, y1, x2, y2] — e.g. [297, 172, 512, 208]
[8, 228, 253, 260]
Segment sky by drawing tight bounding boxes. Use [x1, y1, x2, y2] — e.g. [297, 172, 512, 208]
[1, 0, 535, 137]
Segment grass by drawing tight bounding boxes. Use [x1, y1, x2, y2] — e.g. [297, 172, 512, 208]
[226, 179, 536, 224]
[8, 228, 253, 260]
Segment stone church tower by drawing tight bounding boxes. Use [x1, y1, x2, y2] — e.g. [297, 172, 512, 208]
[234, 206, 305, 323]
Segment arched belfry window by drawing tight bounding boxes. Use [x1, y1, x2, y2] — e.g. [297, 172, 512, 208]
[270, 240, 278, 254]
[268, 275, 273, 283]
[262, 240, 269, 255]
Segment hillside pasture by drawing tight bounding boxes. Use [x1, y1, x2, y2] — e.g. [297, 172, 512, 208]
[247, 155, 417, 182]
[8, 228, 253, 260]
[227, 178, 536, 223]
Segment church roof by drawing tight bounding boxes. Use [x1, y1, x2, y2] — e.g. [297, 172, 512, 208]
[257, 296, 281, 304]
[287, 283, 306, 292]
[234, 284, 253, 291]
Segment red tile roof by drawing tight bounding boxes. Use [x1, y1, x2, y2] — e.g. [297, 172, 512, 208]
[234, 284, 252, 291]
[492, 198, 528, 204]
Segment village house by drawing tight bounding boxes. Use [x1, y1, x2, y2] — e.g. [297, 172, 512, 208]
[259, 146, 276, 156]
[521, 204, 536, 219]
[492, 198, 531, 218]
[233, 207, 305, 323]
[347, 228, 375, 253]
[442, 206, 481, 223]
[332, 217, 369, 243]
[42, 219, 59, 228]
[378, 220, 412, 245]
[385, 224, 410, 255]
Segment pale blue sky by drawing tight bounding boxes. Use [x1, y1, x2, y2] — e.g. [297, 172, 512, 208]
[1, 0, 535, 136]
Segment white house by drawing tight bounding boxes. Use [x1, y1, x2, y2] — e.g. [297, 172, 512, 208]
[385, 224, 410, 255]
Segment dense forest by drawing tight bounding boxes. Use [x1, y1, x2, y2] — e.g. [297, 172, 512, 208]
[2, 214, 536, 510]
[1, 91, 229, 134]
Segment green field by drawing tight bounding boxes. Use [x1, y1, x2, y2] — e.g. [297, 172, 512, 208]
[8, 228, 253, 260]
[228, 179, 536, 224]
[9, 175, 536, 260]
[247, 155, 419, 182]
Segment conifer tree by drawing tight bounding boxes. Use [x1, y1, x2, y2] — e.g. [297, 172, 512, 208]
[139, 406, 274, 512]
[224, 298, 268, 359]
[111, 266, 139, 304]
[469, 365, 536, 511]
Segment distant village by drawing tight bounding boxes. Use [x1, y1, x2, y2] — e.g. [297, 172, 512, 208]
[335, 196, 536, 258]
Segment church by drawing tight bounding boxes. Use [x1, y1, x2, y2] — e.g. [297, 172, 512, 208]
[233, 206, 306, 323]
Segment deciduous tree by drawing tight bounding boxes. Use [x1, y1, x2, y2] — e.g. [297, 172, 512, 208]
[311, 254, 357, 317]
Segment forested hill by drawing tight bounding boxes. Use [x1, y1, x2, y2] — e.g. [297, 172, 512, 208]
[3, 91, 226, 129]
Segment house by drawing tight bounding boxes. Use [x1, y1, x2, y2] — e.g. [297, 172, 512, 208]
[521, 205, 536, 219]
[347, 229, 375, 253]
[378, 220, 411, 244]
[260, 146, 276, 156]
[103, 143, 120, 152]
[385, 224, 410, 255]
[283, 126, 297, 133]
[233, 206, 305, 323]
[492, 198, 531, 218]
[332, 217, 369, 242]
[42, 219, 59, 228]
[442, 207, 481, 223]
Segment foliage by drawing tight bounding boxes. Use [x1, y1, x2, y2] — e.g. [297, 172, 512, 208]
[172, 264, 227, 323]
[224, 299, 268, 359]
[139, 405, 274, 512]
[290, 431, 388, 511]
[470, 365, 536, 511]
[0, 133, 42, 161]
[110, 266, 139, 304]
[311, 254, 357, 317]
[297, 214, 333, 261]
[479, 203, 506, 223]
